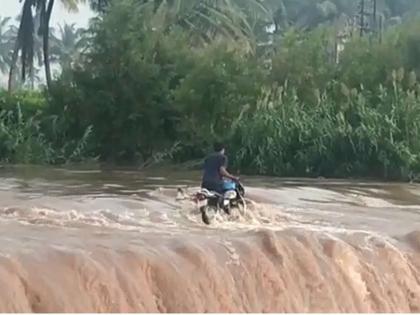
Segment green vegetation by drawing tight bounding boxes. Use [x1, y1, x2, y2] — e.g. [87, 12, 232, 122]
[0, 90, 92, 164]
[2, 0, 420, 180]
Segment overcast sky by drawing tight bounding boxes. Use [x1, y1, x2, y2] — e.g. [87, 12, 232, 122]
[1, 0, 95, 27]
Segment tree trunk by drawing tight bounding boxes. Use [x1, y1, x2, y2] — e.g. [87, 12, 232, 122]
[43, 0, 55, 90]
[8, 0, 32, 93]
[8, 41, 20, 93]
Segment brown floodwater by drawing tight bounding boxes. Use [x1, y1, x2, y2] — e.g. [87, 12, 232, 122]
[0, 165, 419, 312]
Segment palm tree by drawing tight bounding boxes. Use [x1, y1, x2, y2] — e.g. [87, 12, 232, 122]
[132, 0, 271, 49]
[0, 16, 14, 75]
[9, 0, 85, 92]
[50, 23, 86, 70]
[10, 0, 271, 91]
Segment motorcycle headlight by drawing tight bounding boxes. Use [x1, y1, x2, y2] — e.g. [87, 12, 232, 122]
[224, 191, 237, 200]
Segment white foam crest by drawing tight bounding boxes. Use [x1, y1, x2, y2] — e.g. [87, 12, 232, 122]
[0, 206, 147, 231]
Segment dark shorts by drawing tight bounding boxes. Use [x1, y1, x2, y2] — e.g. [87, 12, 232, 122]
[201, 181, 223, 194]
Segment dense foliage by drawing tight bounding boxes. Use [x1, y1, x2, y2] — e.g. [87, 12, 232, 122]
[2, 0, 420, 180]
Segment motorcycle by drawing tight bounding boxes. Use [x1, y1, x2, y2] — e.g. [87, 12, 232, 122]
[195, 180, 246, 225]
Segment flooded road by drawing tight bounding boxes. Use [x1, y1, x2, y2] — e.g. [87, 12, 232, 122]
[0, 166, 419, 312]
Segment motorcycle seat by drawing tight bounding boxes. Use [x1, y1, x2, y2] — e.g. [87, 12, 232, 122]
[198, 188, 222, 198]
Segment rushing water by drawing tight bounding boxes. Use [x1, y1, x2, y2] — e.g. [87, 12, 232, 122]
[0, 165, 420, 312]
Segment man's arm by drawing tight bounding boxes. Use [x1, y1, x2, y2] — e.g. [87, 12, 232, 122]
[219, 155, 238, 181]
[220, 166, 238, 181]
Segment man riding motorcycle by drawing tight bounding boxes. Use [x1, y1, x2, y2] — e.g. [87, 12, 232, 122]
[201, 142, 239, 195]
[196, 142, 245, 224]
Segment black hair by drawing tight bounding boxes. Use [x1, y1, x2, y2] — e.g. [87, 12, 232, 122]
[213, 142, 225, 152]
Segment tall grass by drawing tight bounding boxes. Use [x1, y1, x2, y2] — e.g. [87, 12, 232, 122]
[230, 73, 420, 179]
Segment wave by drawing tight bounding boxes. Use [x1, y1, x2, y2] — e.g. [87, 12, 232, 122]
[0, 206, 145, 230]
[0, 185, 405, 238]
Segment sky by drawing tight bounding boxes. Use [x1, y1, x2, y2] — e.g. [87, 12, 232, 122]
[1, 0, 95, 28]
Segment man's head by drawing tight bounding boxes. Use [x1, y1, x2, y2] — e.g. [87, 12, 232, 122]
[213, 142, 225, 154]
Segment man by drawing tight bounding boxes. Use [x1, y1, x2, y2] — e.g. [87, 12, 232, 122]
[201, 142, 238, 194]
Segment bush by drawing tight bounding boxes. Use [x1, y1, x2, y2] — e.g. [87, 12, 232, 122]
[0, 90, 93, 164]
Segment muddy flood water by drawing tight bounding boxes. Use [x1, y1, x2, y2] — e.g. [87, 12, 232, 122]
[0, 166, 420, 313]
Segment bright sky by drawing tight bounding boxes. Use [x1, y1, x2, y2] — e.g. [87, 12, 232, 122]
[1, 0, 95, 27]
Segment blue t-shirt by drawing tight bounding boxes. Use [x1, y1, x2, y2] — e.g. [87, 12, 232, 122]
[202, 153, 228, 184]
